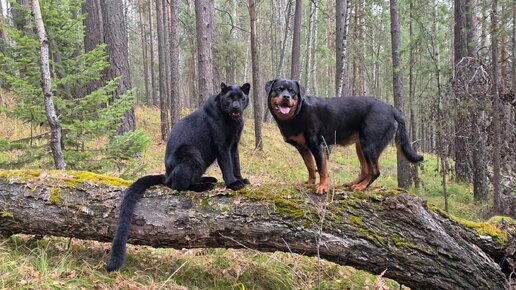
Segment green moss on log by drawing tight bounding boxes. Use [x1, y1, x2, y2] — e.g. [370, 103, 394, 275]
[0, 169, 131, 188]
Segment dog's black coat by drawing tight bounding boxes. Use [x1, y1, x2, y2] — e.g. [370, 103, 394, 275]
[106, 83, 251, 272]
[265, 79, 423, 193]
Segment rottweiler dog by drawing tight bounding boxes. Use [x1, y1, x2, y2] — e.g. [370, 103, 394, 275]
[265, 79, 423, 194]
[106, 82, 251, 271]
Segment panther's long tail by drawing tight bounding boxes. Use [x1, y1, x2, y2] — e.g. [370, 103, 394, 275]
[393, 109, 424, 163]
[106, 175, 164, 272]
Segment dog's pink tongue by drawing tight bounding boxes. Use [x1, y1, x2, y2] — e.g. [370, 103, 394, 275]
[279, 106, 291, 114]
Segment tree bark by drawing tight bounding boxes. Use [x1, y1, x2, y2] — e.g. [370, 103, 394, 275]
[290, 0, 302, 80]
[82, 0, 104, 95]
[100, 0, 136, 134]
[491, 0, 502, 213]
[155, 0, 170, 141]
[138, 0, 150, 104]
[0, 170, 511, 290]
[167, 0, 181, 128]
[335, 0, 349, 97]
[32, 0, 66, 170]
[195, 0, 215, 106]
[389, 0, 412, 189]
[249, 0, 263, 150]
[148, 0, 158, 107]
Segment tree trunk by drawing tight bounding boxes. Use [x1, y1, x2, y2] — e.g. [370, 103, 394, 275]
[491, 0, 502, 213]
[335, 0, 349, 97]
[100, 0, 136, 134]
[195, 0, 215, 106]
[389, 0, 412, 189]
[0, 0, 8, 53]
[290, 0, 302, 80]
[249, 0, 263, 150]
[138, 0, 150, 104]
[32, 0, 66, 170]
[82, 0, 104, 95]
[303, 0, 315, 95]
[148, 0, 158, 107]
[0, 170, 511, 290]
[168, 0, 181, 128]
[155, 0, 170, 141]
[408, 0, 420, 188]
[453, 0, 472, 182]
[276, 0, 292, 78]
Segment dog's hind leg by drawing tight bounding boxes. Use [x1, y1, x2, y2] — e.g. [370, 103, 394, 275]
[344, 142, 369, 187]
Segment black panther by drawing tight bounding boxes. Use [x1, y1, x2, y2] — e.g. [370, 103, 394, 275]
[106, 82, 251, 271]
[265, 79, 423, 194]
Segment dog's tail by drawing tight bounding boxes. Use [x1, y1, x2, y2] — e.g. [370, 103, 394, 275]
[393, 109, 424, 163]
[106, 174, 164, 272]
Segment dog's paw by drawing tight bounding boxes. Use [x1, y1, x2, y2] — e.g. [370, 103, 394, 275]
[240, 178, 250, 185]
[227, 180, 246, 190]
[315, 183, 328, 195]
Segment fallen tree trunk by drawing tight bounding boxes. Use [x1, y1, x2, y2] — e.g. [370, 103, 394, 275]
[0, 170, 512, 289]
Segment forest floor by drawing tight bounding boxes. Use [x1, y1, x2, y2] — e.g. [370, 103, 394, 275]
[0, 106, 493, 289]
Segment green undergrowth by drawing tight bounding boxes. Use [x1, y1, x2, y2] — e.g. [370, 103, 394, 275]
[0, 235, 402, 289]
[0, 106, 508, 289]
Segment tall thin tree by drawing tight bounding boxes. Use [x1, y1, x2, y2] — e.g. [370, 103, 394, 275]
[168, 0, 181, 127]
[389, 0, 412, 188]
[249, 0, 263, 150]
[195, 0, 215, 106]
[156, 0, 170, 140]
[100, 0, 136, 133]
[32, 0, 65, 169]
[491, 0, 502, 213]
[336, 0, 349, 96]
[82, 0, 103, 95]
[290, 0, 302, 80]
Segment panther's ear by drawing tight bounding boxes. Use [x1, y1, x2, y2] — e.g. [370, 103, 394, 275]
[240, 83, 251, 95]
[220, 82, 228, 92]
[265, 79, 277, 95]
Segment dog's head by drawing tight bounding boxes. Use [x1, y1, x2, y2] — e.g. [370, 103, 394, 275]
[265, 79, 304, 122]
[218, 82, 250, 120]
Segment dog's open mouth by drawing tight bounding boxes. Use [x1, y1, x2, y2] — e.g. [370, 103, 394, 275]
[275, 104, 292, 115]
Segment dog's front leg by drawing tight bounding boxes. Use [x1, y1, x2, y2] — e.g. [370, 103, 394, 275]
[294, 145, 317, 185]
[306, 138, 329, 195]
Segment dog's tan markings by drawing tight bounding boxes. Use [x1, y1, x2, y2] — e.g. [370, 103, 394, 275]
[345, 142, 369, 186]
[315, 149, 329, 195]
[295, 145, 316, 184]
[351, 162, 378, 191]
[287, 133, 306, 146]
[270, 96, 298, 121]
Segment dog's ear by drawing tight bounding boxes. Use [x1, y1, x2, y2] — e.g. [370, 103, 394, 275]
[240, 83, 251, 95]
[294, 80, 305, 99]
[265, 79, 277, 95]
[220, 82, 228, 92]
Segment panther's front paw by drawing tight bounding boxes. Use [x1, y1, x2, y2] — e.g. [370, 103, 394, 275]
[227, 180, 246, 190]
